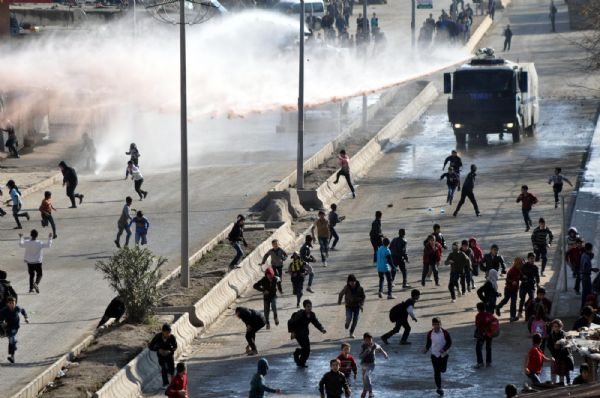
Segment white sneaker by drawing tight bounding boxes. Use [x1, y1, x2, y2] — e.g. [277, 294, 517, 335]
[323, 261, 328, 267]
[349, 333, 355, 338]
[451, 299, 456, 303]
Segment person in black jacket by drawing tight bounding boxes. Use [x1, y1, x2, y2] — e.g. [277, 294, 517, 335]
[518, 253, 540, 319]
[338, 274, 365, 338]
[236, 307, 266, 355]
[442, 150, 463, 175]
[481, 244, 507, 275]
[390, 229, 410, 288]
[531, 218, 553, 276]
[253, 268, 279, 329]
[96, 296, 125, 328]
[0, 270, 17, 310]
[228, 215, 248, 269]
[453, 164, 480, 217]
[381, 289, 420, 345]
[148, 323, 178, 387]
[319, 359, 351, 398]
[369, 211, 383, 263]
[58, 161, 84, 208]
[477, 269, 500, 313]
[288, 299, 326, 367]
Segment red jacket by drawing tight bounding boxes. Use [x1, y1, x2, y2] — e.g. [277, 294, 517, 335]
[566, 246, 584, 269]
[423, 242, 442, 265]
[517, 192, 538, 210]
[504, 267, 521, 292]
[166, 373, 188, 398]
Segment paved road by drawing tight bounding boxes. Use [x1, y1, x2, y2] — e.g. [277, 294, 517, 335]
[141, 1, 600, 397]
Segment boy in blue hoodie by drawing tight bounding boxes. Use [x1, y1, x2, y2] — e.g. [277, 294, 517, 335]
[249, 358, 282, 398]
[0, 296, 29, 363]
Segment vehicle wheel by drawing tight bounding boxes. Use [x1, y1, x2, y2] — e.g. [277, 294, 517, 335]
[525, 123, 536, 137]
[512, 122, 523, 143]
[455, 130, 466, 146]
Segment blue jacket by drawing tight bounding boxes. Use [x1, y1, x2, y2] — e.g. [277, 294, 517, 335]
[0, 305, 27, 330]
[580, 252, 594, 277]
[249, 358, 277, 398]
[376, 246, 393, 272]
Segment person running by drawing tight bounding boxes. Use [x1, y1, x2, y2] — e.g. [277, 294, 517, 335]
[390, 229, 410, 288]
[359, 332, 388, 398]
[440, 167, 460, 205]
[477, 269, 500, 313]
[338, 274, 365, 338]
[424, 317, 452, 397]
[0, 296, 29, 363]
[474, 302, 498, 368]
[249, 358, 282, 398]
[369, 211, 383, 264]
[253, 267, 280, 330]
[337, 343, 358, 385]
[444, 242, 470, 303]
[580, 243, 597, 310]
[39, 191, 57, 239]
[566, 237, 585, 295]
[166, 362, 188, 398]
[228, 215, 248, 269]
[442, 149, 462, 175]
[319, 359, 351, 398]
[524, 333, 554, 386]
[312, 211, 331, 267]
[376, 238, 395, 299]
[531, 218, 553, 277]
[481, 244, 507, 275]
[6, 180, 29, 229]
[259, 239, 288, 294]
[115, 197, 133, 248]
[129, 210, 150, 246]
[548, 167, 573, 208]
[422, 235, 442, 287]
[329, 203, 345, 250]
[381, 289, 420, 345]
[235, 306, 266, 356]
[517, 185, 538, 232]
[503, 24, 513, 51]
[126, 161, 148, 201]
[58, 161, 84, 208]
[287, 299, 326, 368]
[148, 323, 178, 387]
[0, 270, 18, 310]
[496, 257, 523, 322]
[518, 253, 540, 319]
[289, 252, 309, 307]
[459, 240, 474, 293]
[125, 143, 140, 178]
[300, 235, 317, 293]
[453, 164, 480, 217]
[19, 230, 52, 294]
[1, 123, 19, 158]
[333, 150, 355, 199]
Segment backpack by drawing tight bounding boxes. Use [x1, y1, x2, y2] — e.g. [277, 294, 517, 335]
[287, 310, 303, 333]
[485, 313, 500, 338]
[531, 319, 547, 338]
[389, 302, 404, 323]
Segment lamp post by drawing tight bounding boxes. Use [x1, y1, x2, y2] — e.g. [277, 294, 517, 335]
[411, 0, 416, 49]
[179, 0, 190, 288]
[297, 0, 305, 190]
[362, 0, 368, 133]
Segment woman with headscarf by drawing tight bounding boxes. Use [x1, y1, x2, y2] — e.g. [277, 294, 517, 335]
[477, 268, 500, 313]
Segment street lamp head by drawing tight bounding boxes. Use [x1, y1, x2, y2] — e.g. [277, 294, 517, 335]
[145, 0, 222, 24]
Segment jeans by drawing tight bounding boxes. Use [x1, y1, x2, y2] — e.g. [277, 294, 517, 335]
[335, 169, 355, 194]
[497, 289, 518, 319]
[461, 270, 472, 292]
[294, 334, 311, 366]
[391, 258, 408, 286]
[116, 224, 132, 247]
[522, 208, 532, 229]
[135, 231, 147, 245]
[476, 335, 492, 365]
[454, 189, 479, 216]
[421, 262, 439, 285]
[345, 307, 360, 334]
[66, 184, 82, 207]
[573, 267, 581, 293]
[503, 38, 511, 51]
[5, 137, 18, 157]
[431, 355, 448, 390]
[158, 354, 175, 385]
[27, 263, 42, 290]
[361, 364, 375, 393]
[329, 227, 339, 249]
[318, 236, 329, 262]
[519, 285, 535, 314]
[273, 266, 283, 293]
[12, 204, 28, 229]
[7, 328, 17, 355]
[246, 326, 260, 352]
[229, 241, 244, 267]
[526, 372, 542, 386]
[378, 271, 392, 296]
[41, 213, 57, 236]
[291, 275, 304, 306]
[553, 183, 563, 204]
[382, 317, 411, 342]
[581, 276, 592, 310]
[448, 271, 461, 300]
[134, 178, 147, 200]
[534, 246, 548, 273]
[446, 185, 457, 205]
[263, 296, 277, 324]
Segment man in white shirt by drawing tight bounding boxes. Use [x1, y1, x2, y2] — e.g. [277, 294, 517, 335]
[19, 230, 52, 294]
[424, 317, 452, 396]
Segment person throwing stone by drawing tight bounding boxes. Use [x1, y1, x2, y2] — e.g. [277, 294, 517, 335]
[453, 164, 480, 217]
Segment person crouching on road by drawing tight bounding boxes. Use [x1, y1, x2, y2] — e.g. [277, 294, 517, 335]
[0, 296, 29, 363]
[149, 323, 178, 387]
[253, 267, 280, 329]
[19, 229, 52, 294]
[166, 362, 188, 398]
[235, 306, 266, 356]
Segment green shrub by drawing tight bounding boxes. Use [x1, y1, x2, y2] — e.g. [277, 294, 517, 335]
[95, 247, 166, 323]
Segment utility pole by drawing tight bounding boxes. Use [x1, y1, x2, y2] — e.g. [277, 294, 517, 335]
[362, 0, 368, 134]
[411, 0, 416, 49]
[561, 195, 567, 292]
[180, 0, 190, 288]
[297, 0, 305, 190]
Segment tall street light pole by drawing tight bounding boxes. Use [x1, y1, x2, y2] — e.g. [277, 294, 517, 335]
[411, 0, 416, 49]
[297, 0, 305, 190]
[362, 0, 368, 133]
[180, 0, 190, 288]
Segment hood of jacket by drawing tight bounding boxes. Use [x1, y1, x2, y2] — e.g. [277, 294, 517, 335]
[568, 227, 578, 235]
[487, 269, 499, 290]
[257, 358, 269, 375]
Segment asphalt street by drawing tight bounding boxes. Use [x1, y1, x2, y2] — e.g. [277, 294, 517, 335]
[141, 0, 600, 397]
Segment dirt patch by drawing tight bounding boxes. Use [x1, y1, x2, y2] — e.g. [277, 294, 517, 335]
[41, 323, 156, 398]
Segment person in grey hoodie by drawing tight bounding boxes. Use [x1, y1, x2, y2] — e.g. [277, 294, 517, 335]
[249, 358, 282, 398]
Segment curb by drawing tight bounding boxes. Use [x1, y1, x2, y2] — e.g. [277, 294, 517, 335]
[20, 172, 63, 200]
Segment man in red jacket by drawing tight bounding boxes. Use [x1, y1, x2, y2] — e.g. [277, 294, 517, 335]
[495, 257, 523, 322]
[517, 185, 538, 232]
[566, 238, 585, 294]
[422, 236, 442, 287]
[166, 362, 188, 398]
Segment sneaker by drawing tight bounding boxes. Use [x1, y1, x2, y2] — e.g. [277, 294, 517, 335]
[266, 323, 270, 330]
[114, 240, 121, 248]
[25, 213, 30, 221]
[474, 363, 484, 369]
[486, 363, 492, 368]
[323, 261, 328, 267]
[79, 195, 84, 205]
[7, 356, 14, 363]
[381, 336, 389, 345]
[525, 227, 530, 232]
[510, 317, 518, 322]
[352, 192, 356, 199]
[399, 341, 411, 345]
[33, 283, 39, 293]
[69, 205, 77, 209]
[476, 212, 481, 217]
[387, 295, 395, 300]
[495, 307, 501, 317]
[378, 292, 383, 299]
[435, 282, 440, 287]
[29, 289, 35, 293]
[53, 234, 58, 239]
[143, 191, 148, 199]
[349, 333, 355, 338]
[436, 389, 444, 396]
[247, 350, 258, 356]
[403, 284, 412, 289]
[234, 264, 242, 269]
[345, 322, 350, 330]
[307, 287, 314, 293]
[330, 247, 337, 251]
[451, 299, 456, 303]
[274, 318, 279, 326]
